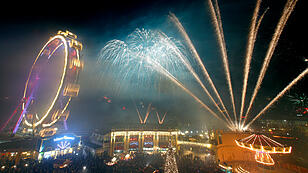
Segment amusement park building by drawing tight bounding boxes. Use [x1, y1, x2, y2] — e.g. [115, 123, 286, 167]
[0, 137, 41, 161]
[103, 129, 179, 156]
[37, 133, 81, 160]
[215, 131, 254, 163]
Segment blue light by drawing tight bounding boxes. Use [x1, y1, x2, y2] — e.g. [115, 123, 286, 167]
[53, 136, 75, 141]
[57, 141, 71, 150]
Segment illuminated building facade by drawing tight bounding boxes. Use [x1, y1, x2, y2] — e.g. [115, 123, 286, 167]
[215, 131, 255, 163]
[103, 129, 179, 156]
[0, 138, 40, 162]
[38, 133, 81, 160]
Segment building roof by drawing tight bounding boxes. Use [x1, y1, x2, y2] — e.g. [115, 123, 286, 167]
[0, 138, 41, 152]
[83, 140, 101, 149]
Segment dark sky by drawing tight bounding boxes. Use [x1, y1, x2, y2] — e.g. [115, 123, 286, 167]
[0, 0, 307, 131]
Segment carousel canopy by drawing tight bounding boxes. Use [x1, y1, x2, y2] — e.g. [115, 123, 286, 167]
[235, 134, 291, 153]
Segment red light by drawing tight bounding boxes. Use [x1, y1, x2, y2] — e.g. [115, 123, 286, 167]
[71, 50, 76, 56]
[122, 106, 126, 110]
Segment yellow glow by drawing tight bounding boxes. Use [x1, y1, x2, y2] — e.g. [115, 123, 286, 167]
[113, 130, 176, 136]
[70, 58, 82, 68]
[39, 46, 82, 127]
[24, 30, 81, 128]
[69, 39, 83, 50]
[235, 166, 250, 173]
[235, 140, 291, 154]
[24, 35, 68, 127]
[235, 138, 292, 166]
[61, 98, 72, 114]
[177, 141, 212, 148]
[63, 83, 80, 97]
[58, 30, 77, 39]
[255, 152, 275, 165]
[39, 128, 57, 137]
[218, 164, 232, 170]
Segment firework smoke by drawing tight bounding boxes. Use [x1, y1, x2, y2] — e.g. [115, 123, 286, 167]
[168, 12, 234, 126]
[99, 0, 300, 130]
[98, 28, 231, 128]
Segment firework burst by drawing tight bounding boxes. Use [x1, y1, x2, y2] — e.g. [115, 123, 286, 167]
[98, 0, 303, 131]
[98, 28, 187, 93]
[98, 28, 232, 128]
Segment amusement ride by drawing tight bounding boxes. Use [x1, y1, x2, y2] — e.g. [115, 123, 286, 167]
[0, 30, 83, 137]
[235, 134, 292, 166]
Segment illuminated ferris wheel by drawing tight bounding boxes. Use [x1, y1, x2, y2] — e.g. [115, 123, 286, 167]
[12, 31, 83, 134]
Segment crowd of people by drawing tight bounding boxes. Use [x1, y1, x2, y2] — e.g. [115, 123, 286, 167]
[177, 154, 218, 173]
[0, 150, 220, 173]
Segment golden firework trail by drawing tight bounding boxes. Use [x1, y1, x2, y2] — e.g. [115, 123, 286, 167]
[135, 103, 152, 124]
[149, 58, 231, 127]
[208, 0, 237, 123]
[246, 68, 308, 127]
[213, 0, 225, 47]
[156, 111, 167, 124]
[244, 0, 298, 125]
[143, 103, 152, 124]
[240, 7, 268, 129]
[239, 0, 262, 125]
[159, 32, 234, 126]
[136, 107, 144, 124]
[100, 0, 299, 130]
[164, 36, 232, 124]
[168, 12, 234, 126]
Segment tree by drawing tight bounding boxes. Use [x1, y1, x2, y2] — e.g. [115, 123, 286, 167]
[164, 144, 179, 173]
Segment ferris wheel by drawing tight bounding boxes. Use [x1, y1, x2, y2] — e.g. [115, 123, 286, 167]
[12, 30, 83, 134]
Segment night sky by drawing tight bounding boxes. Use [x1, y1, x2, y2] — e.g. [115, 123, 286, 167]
[0, 0, 307, 131]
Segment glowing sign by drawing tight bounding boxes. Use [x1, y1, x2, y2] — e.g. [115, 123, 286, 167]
[54, 136, 75, 141]
[129, 142, 138, 145]
[144, 142, 153, 148]
[57, 141, 71, 150]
